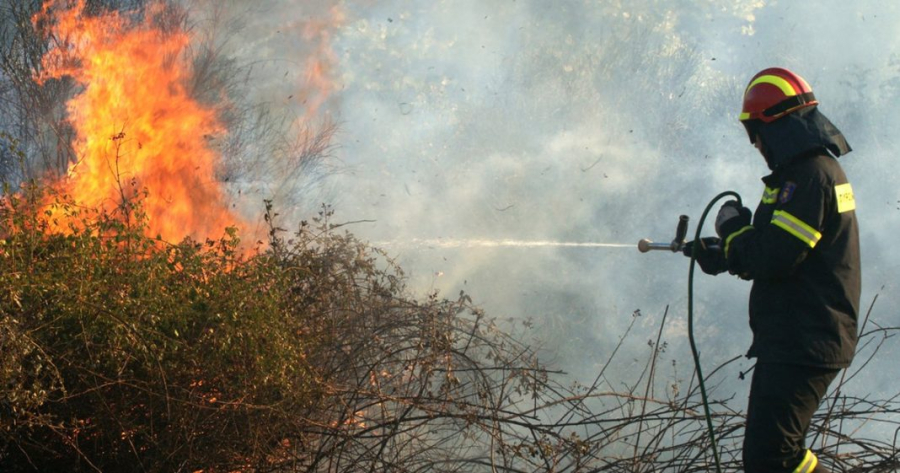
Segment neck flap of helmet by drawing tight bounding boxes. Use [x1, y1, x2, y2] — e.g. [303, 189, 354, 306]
[757, 106, 851, 170]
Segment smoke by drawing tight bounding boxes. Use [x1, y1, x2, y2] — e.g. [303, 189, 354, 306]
[226, 0, 897, 408]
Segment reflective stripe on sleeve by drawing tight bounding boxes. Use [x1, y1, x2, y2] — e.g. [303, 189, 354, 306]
[792, 449, 818, 473]
[771, 210, 822, 248]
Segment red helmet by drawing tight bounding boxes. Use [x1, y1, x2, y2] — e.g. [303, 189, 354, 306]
[739, 67, 818, 123]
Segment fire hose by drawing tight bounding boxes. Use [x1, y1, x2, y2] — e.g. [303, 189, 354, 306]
[638, 190, 743, 473]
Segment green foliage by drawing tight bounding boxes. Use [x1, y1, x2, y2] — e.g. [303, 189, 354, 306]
[0, 183, 326, 471]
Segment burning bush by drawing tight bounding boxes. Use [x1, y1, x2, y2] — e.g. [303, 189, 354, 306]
[0, 182, 319, 471]
[0, 2, 567, 469]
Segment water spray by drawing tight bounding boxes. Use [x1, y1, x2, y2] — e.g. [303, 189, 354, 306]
[375, 238, 637, 250]
[383, 214, 707, 253]
[379, 219, 699, 253]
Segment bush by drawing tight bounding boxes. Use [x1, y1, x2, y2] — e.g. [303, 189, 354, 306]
[0, 183, 328, 471]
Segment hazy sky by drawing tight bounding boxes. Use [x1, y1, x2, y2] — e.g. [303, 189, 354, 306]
[224, 0, 899, 403]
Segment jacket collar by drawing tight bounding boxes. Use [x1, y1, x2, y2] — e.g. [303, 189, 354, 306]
[760, 149, 823, 187]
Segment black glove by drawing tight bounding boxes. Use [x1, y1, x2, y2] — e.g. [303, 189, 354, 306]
[682, 237, 728, 275]
[714, 201, 752, 239]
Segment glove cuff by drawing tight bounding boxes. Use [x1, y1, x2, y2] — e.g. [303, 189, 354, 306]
[724, 225, 755, 257]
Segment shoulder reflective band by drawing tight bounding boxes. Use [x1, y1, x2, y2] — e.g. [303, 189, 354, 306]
[724, 225, 754, 257]
[792, 449, 818, 473]
[761, 186, 781, 204]
[772, 210, 822, 248]
[835, 183, 856, 213]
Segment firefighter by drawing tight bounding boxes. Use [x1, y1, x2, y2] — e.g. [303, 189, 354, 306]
[685, 67, 860, 473]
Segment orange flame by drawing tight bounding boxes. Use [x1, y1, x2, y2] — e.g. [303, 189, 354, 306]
[35, 0, 243, 243]
[297, 5, 344, 122]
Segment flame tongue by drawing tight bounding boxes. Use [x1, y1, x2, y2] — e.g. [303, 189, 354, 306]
[36, 0, 243, 242]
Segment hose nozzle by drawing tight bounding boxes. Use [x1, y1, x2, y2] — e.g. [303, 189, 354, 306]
[638, 215, 690, 253]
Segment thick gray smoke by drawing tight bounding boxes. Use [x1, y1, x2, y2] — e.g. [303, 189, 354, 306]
[228, 0, 898, 408]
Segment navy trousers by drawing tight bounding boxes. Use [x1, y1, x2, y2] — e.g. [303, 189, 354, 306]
[743, 362, 839, 473]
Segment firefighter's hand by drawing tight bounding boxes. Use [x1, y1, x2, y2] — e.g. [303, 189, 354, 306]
[715, 201, 752, 239]
[682, 237, 728, 275]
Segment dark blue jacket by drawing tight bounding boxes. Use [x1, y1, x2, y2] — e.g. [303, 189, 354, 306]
[726, 107, 860, 368]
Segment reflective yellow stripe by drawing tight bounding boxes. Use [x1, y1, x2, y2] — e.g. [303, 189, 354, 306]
[747, 74, 799, 97]
[835, 183, 856, 213]
[761, 186, 781, 204]
[771, 210, 822, 248]
[724, 225, 754, 257]
[739, 111, 751, 120]
[793, 449, 818, 473]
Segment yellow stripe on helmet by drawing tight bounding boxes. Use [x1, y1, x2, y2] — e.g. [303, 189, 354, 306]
[746, 74, 799, 97]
